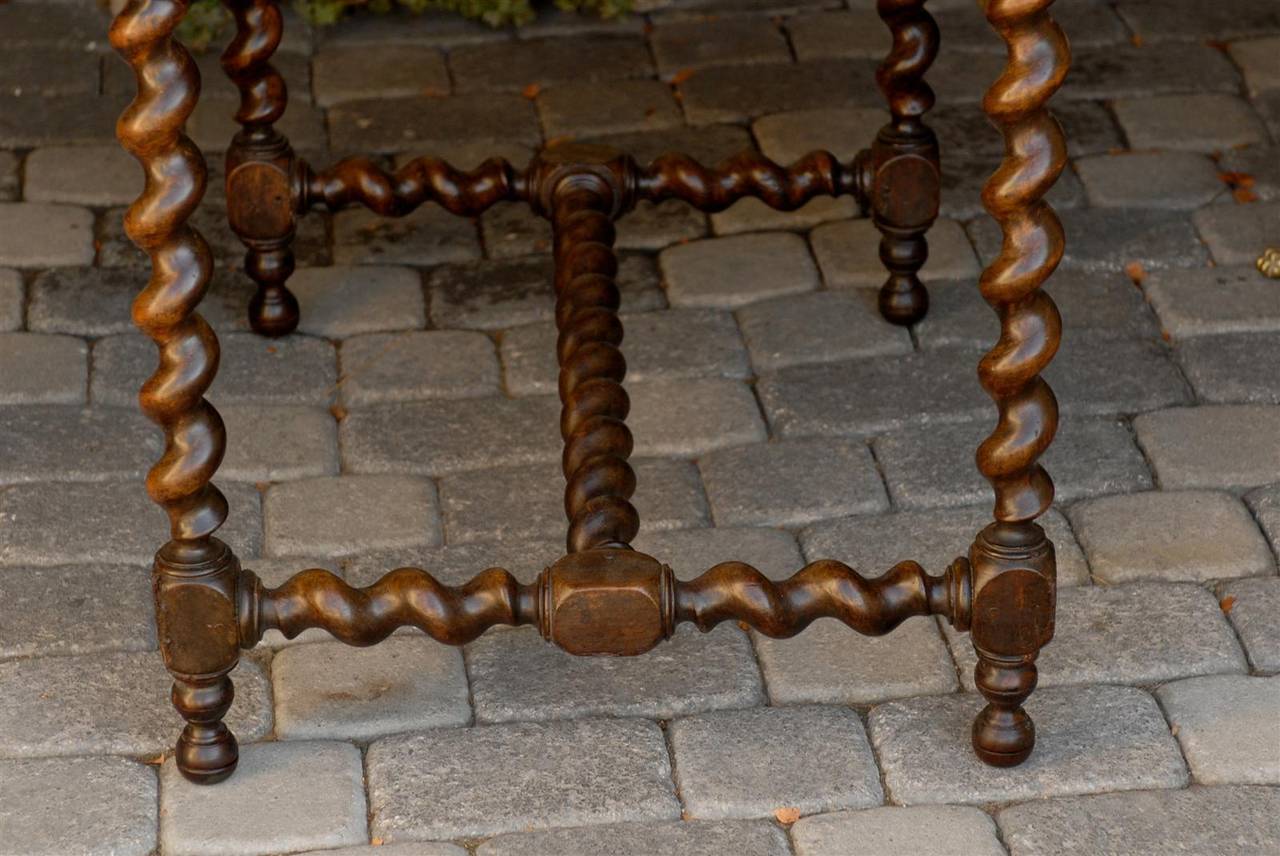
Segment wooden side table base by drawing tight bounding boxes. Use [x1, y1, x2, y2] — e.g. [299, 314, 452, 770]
[111, 0, 1071, 784]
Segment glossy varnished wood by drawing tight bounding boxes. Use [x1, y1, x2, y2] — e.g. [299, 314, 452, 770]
[113, 0, 1070, 783]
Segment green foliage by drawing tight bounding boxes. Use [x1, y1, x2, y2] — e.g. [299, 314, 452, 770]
[181, 0, 632, 48]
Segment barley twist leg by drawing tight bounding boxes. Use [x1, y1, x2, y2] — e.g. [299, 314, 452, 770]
[872, 0, 941, 325]
[112, 0, 242, 784]
[968, 0, 1069, 767]
[222, 0, 300, 337]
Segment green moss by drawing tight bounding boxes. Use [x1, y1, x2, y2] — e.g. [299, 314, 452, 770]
[181, 0, 632, 50]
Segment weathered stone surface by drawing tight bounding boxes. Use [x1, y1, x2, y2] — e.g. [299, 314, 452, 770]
[219, 405, 339, 483]
[1179, 333, 1280, 404]
[339, 330, 500, 405]
[870, 684, 1187, 805]
[792, 805, 1006, 856]
[451, 36, 653, 92]
[1145, 265, 1280, 339]
[650, 17, 790, 75]
[632, 526, 804, 582]
[801, 505, 1091, 588]
[1231, 36, 1280, 94]
[1044, 336, 1190, 417]
[1116, 0, 1280, 43]
[736, 290, 912, 371]
[538, 79, 683, 138]
[628, 378, 767, 457]
[341, 395, 563, 476]
[367, 718, 680, 840]
[429, 255, 664, 331]
[0, 405, 159, 485]
[756, 347, 990, 438]
[0, 479, 263, 566]
[0, 652, 270, 758]
[23, 144, 141, 206]
[810, 218, 980, 290]
[1070, 490, 1274, 584]
[479, 819, 790, 856]
[679, 59, 882, 125]
[0, 203, 94, 268]
[272, 637, 470, 740]
[1135, 406, 1280, 490]
[1114, 93, 1269, 153]
[92, 332, 338, 408]
[328, 94, 539, 154]
[1220, 575, 1280, 673]
[333, 204, 482, 266]
[160, 742, 367, 856]
[998, 785, 1280, 856]
[699, 438, 888, 527]
[1074, 151, 1225, 209]
[0, 333, 86, 404]
[661, 232, 820, 309]
[440, 457, 707, 544]
[289, 265, 426, 337]
[265, 475, 440, 558]
[501, 309, 749, 395]
[469, 625, 762, 723]
[0, 563, 154, 660]
[0, 269, 19, 331]
[1064, 43, 1242, 101]
[669, 705, 883, 820]
[0, 756, 157, 856]
[968, 207, 1209, 274]
[313, 44, 449, 106]
[947, 582, 1246, 690]
[1156, 675, 1280, 785]
[874, 416, 1152, 510]
[755, 616, 957, 706]
[1193, 200, 1280, 266]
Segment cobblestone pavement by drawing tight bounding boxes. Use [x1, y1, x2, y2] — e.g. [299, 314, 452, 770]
[2, 0, 1280, 854]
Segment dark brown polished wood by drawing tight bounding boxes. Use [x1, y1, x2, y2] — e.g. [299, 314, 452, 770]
[112, 0, 1070, 784]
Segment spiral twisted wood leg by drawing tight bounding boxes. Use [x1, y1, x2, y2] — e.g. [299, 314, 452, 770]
[870, 0, 941, 326]
[968, 0, 1069, 767]
[222, 0, 300, 337]
[551, 176, 640, 554]
[112, 0, 242, 784]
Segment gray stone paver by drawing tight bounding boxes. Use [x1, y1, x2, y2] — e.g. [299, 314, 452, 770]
[1220, 576, 1280, 673]
[670, 705, 883, 820]
[468, 624, 762, 723]
[0, 652, 270, 759]
[1135, 405, 1280, 491]
[792, 805, 1006, 856]
[0, 563, 154, 660]
[699, 438, 888, 527]
[478, 819, 790, 856]
[160, 742, 367, 856]
[0, 756, 157, 856]
[999, 785, 1280, 856]
[1156, 675, 1280, 785]
[946, 582, 1247, 691]
[272, 637, 471, 740]
[870, 684, 1188, 806]
[7, 7, 1280, 854]
[367, 718, 680, 841]
[1070, 490, 1274, 583]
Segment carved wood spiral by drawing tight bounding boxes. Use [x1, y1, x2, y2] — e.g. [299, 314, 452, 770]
[552, 182, 640, 553]
[112, 0, 238, 783]
[221, 0, 285, 136]
[300, 156, 528, 218]
[636, 150, 862, 213]
[240, 567, 538, 648]
[968, 0, 1070, 768]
